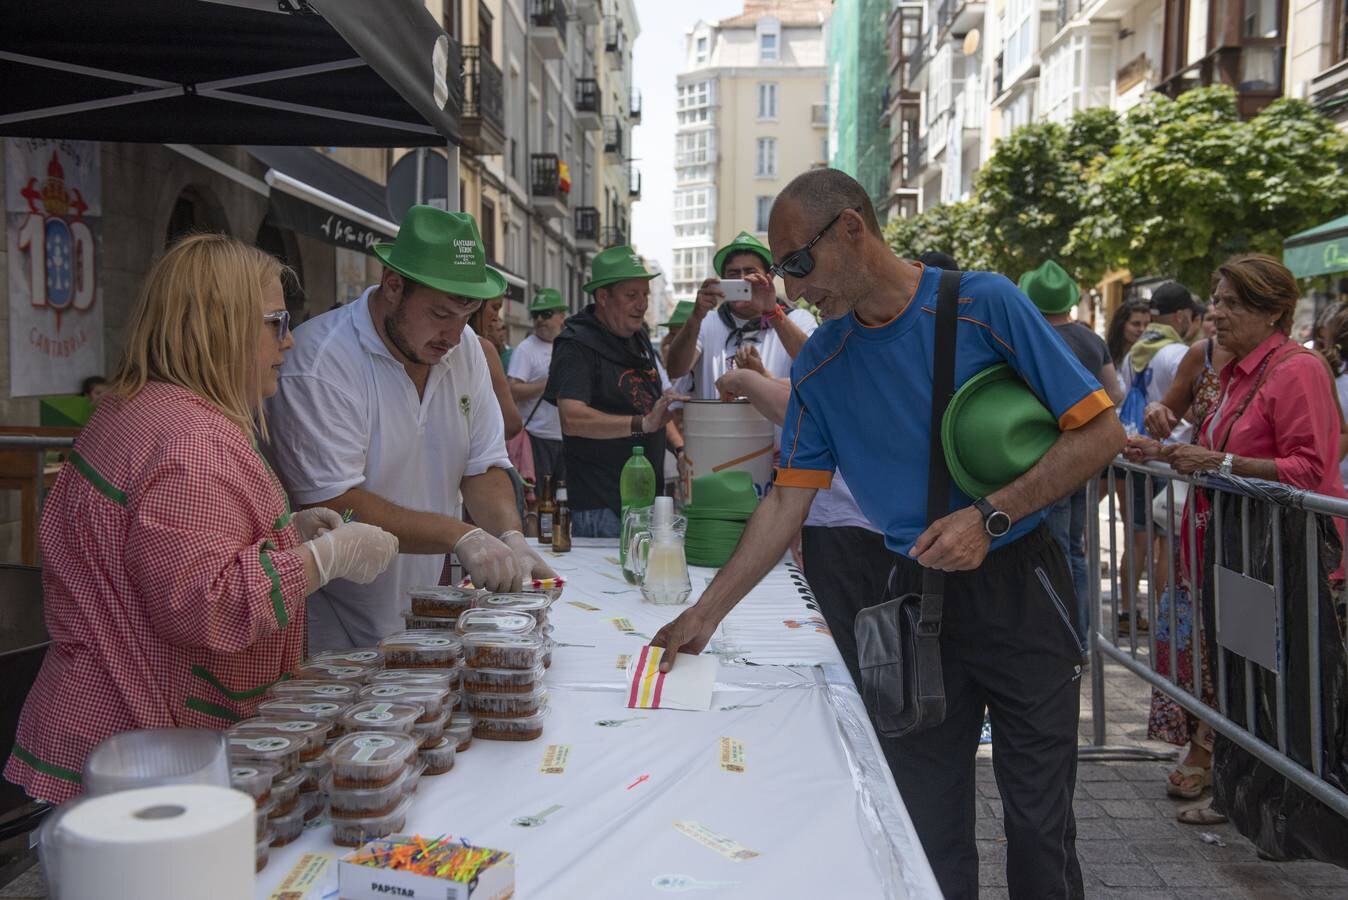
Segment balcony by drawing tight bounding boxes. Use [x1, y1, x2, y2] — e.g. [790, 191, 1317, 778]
[1311, 58, 1348, 124]
[604, 16, 626, 57]
[603, 116, 623, 155]
[601, 224, 628, 248]
[904, 132, 927, 183]
[460, 45, 505, 156]
[575, 206, 600, 251]
[936, 0, 986, 38]
[629, 89, 642, 123]
[530, 153, 569, 219]
[529, 0, 567, 60]
[628, 167, 641, 200]
[574, 0, 602, 26]
[575, 78, 602, 131]
[811, 102, 828, 127]
[907, 31, 932, 90]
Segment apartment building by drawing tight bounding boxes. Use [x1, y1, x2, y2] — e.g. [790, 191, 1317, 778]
[670, 0, 830, 303]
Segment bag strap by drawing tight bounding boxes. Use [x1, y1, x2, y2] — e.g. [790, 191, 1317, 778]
[918, 269, 962, 634]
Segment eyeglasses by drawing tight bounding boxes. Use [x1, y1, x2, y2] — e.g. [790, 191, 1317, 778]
[533, 310, 558, 321]
[263, 309, 291, 342]
[767, 209, 850, 279]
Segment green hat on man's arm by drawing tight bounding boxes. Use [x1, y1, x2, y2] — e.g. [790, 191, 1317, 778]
[372, 205, 506, 300]
[583, 245, 659, 294]
[713, 230, 773, 275]
[662, 300, 694, 327]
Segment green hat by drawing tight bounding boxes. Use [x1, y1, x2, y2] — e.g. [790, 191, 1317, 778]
[688, 470, 759, 514]
[373, 205, 507, 300]
[714, 230, 773, 275]
[1018, 259, 1080, 315]
[529, 288, 567, 314]
[662, 300, 694, 327]
[941, 365, 1060, 498]
[583, 245, 658, 294]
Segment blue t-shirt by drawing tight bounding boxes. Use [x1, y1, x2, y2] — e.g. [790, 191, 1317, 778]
[778, 266, 1112, 558]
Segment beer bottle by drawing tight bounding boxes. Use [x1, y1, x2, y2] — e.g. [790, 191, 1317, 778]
[537, 476, 555, 545]
[552, 480, 572, 553]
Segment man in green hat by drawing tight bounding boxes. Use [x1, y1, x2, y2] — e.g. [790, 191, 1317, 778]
[665, 229, 815, 399]
[267, 205, 556, 648]
[543, 245, 686, 537]
[507, 288, 569, 484]
[653, 169, 1124, 900]
[1021, 259, 1123, 639]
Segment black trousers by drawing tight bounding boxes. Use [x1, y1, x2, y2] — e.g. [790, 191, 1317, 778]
[802, 524, 1085, 900]
[528, 433, 565, 484]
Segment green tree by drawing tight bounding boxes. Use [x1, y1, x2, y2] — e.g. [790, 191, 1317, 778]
[1069, 86, 1348, 293]
[883, 199, 996, 272]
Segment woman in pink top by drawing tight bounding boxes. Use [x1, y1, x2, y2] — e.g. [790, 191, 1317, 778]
[4, 235, 398, 803]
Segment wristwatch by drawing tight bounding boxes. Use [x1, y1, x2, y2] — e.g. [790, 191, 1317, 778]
[973, 498, 1012, 538]
[1219, 452, 1234, 477]
[630, 415, 646, 438]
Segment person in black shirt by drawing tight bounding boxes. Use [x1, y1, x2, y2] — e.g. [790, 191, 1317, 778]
[543, 246, 685, 537]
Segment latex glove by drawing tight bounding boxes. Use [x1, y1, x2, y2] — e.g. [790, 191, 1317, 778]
[501, 530, 558, 584]
[454, 527, 520, 592]
[307, 522, 399, 586]
[292, 507, 343, 542]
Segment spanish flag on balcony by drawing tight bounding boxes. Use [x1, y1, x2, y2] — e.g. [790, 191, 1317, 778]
[558, 160, 571, 194]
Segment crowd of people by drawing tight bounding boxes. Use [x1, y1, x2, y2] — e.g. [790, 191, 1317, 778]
[6, 166, 1348, 896]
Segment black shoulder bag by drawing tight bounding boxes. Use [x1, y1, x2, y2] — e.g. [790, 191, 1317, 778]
[854, 268, 961, 738]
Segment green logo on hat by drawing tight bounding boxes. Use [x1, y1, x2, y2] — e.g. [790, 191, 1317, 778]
[714, 230, 773, 275]
[941, 365, 1060, 498]
[583, 245, 658, 294]
[373, 205, 507, 300]
[529, 288, 568, 314]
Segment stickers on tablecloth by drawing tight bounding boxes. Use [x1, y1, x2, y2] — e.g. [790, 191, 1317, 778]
[616, 653, 632, 669]
[595, 716, 645, 728]
[609, 616, 636, 633]
[719, 737, 745, 773]
[268, 853, 333, 899]
[567, 600, 601, 611]
[539, 744, 571, 775]
[673, 821, 761, 862]
[653, 874, 741, 892]
[512, 804, 563, 827]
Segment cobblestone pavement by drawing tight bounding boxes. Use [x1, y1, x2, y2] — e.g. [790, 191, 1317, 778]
[974, 654, 1348, 899]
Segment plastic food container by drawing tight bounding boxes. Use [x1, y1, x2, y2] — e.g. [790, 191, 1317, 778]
[269, 771, 305, 818]
[358, 684, 452, 722]
[402, 761, 427, 794]
[309, 647, 385, 668]
[270, 802, 305, 847]
[461, 663, 544, 694]
[255, 799, 276, 840]
[378, 631, 463, 669]
[446, 712, 475, 752]
[462, 633, 545, 670]
[408, 585, 479, 618]
[299, 755, 330, 793]
[455, 608, 535, 636]
[267, 679, 362, 703]
[339, 701, 422, 736]
[410, 707, 451, 749]
[231, 718, 332, 762]
[255, 698, 351, 730]
[418, 737, 456, 775]
[326, 732, 418, 789]
[472, 710, 547, 742]
[301, 789, 327, 822]
[324, 767, 409, 818]
[230, 763, 278, 805]
[331, 796, 412, 847]
[402, 612, 458, 631]
[464, 686, 547, 719]
[472, 592, 551, 627]
[291, 660, 376, 682]
[542, 638, 554, 670]
[256, 833, 272, 872]
[364, 668, 457, 692]
[228, 734, 301, 776]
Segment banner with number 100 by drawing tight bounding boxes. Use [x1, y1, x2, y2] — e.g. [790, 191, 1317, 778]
[6, 138, 103, 398]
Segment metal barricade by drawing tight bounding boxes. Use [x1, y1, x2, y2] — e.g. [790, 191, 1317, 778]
[1084, 456, 1348, 821]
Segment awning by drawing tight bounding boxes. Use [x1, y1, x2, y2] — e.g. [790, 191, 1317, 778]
[0, 0, 461, 147]
[1284, 214, 1348, 279]
[248, 146, 397, 253]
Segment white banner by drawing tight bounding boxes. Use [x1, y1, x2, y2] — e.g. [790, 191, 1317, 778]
[6, 138, 104, 397]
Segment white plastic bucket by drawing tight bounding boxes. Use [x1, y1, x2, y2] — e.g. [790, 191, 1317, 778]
[681, 400, 776, 500]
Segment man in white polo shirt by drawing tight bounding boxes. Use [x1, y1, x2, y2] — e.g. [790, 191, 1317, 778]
[267, 206, 555, 649]
[507, 287, 568, 485]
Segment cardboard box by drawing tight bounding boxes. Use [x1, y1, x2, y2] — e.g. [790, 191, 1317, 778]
[337, 835, 514, 900]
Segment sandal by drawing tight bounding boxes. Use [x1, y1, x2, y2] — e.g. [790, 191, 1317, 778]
[1178, 806, 1228, 826]
[1166, 764, 1210, 799]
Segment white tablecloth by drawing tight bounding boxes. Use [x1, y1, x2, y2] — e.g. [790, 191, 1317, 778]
[256, 540, 941, 899]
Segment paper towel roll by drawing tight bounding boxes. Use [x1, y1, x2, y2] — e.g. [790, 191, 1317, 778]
[50, 784, 253, 900]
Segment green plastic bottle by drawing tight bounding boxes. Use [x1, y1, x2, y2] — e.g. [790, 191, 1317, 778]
[619, 445, 657, 581]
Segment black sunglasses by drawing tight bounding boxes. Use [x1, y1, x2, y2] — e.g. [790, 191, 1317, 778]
[767, 209, 850, 279]
[532, 310, 558, 321]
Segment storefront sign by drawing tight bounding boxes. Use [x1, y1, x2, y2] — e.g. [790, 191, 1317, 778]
[6, 139, 103, 397]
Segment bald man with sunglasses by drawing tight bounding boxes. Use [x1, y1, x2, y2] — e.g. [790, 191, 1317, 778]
[654, 169, 1124, 900]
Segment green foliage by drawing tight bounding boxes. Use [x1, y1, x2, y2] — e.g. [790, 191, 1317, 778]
[888, 86, 1348, 292]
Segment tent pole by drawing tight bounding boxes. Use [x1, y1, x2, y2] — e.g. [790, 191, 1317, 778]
[446, 142, 460, 213]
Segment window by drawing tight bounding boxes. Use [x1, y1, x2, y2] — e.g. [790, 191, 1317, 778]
[676, 131, 713, 167]
[673, 247, 711, 284]
[755, 196, 773, 232]
[757, 82, 778, 119]
[480, 197, 496, 262]
[1002, 0, 1035, 77]
[756, 138, 777, 177]
[760, 32, 778, 62]
[677, 80, 715, 126]
[673, 188, 711, 224]
[696, 35, 709, 64]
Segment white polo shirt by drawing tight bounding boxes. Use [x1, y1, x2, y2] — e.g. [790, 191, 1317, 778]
[506, 334, 561, 441]
[689, 308, 819, 400]
[266, 286, 510, 650]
